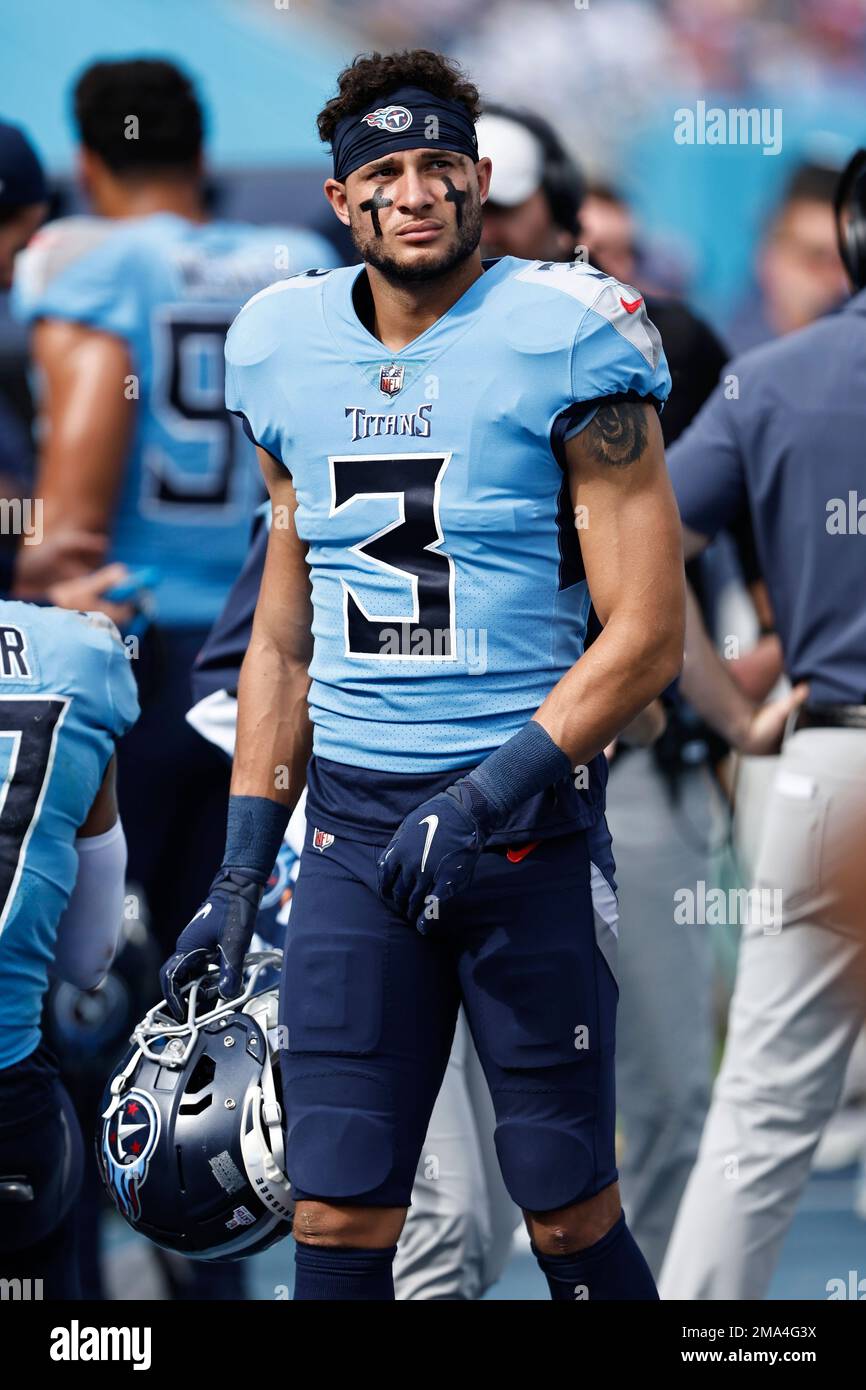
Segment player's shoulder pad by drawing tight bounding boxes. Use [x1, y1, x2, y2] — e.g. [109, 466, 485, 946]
[69, 610, 139, 737]
[225, 266, 339, 367]
[14, 216, 117, 301]
[513, 259, 663, 371]
[0, 603, 133, 714]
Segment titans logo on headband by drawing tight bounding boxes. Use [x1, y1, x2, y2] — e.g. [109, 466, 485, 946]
[332, 87, 478, 184]
[101, 1088, 161, 1223]
[362, 105, 413, 133]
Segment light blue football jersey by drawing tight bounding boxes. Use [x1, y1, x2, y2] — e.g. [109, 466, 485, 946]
[0, 602, 139, 1069]
[14, 214, 340, 627]
[225, 257, 670, 774]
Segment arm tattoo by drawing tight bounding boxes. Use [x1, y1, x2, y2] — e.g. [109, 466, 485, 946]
[582, 402, 648, 468]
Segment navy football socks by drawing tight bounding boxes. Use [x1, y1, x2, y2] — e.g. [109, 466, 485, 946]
[293, 1241, 398, 1301]
[532, 1214, 659, 1301]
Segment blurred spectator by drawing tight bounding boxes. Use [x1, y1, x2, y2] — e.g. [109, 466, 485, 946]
[461, 0, 694, 169]
[479, 105, 585, 262]
[727, 159, 849, 351]
[579, 183, 637, 288]
[0, 120, 48, 290]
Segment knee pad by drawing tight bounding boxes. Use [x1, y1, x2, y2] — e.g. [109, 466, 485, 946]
[284, 1068, 396, 1201]
[494, 1117, 599, 1212]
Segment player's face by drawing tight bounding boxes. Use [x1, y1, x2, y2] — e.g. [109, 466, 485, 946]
[0, 203, 47, 289]
[328, 150, 490, 284]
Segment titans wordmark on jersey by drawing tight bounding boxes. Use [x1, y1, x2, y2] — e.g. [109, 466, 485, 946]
[14, 215, 340, 627]
[226, 257, 670, 775]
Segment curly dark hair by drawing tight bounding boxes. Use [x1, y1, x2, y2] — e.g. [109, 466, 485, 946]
[73, 58, 204, 175]
[317, 49, 481, 146]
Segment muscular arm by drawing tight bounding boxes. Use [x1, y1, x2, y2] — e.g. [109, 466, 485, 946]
[231, 448, 314, 812]
[14, 320, 134, 595]
[533, 402, 684, 763]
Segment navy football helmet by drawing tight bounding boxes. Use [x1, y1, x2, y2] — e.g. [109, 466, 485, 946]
[98, 951, 293, 1260]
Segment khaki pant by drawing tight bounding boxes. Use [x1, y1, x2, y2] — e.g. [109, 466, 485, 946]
[660, 728, 866, 1300]
[607, 748, 717, 1278]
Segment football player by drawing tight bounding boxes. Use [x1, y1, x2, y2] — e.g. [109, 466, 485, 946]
[162, 49, 685, 1303]
[12, 58, 340, 951]
[0, 117, 135, 615]
[0, 602, 138, 1299]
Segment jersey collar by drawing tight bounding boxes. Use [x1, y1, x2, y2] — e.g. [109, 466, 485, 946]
[325, 255, 516, 367]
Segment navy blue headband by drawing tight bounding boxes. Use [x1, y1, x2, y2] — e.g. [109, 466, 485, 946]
[0, 120, 47, 209]
[332, 85, 479, 182]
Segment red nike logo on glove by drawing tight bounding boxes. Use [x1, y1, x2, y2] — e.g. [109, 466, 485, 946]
[620, 295, 643, 314]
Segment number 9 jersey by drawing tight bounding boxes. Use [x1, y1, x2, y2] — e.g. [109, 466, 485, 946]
[14, 214, 340, 627]
[0, 602, 139, 1069]
[226, 256, 671, 774]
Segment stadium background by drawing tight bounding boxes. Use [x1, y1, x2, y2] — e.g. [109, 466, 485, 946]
[3, 0, 866, 1300]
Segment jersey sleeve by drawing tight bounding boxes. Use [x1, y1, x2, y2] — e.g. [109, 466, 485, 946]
[75, 613, 140, 739]
[12, 227, 141, 340]
[224, 283, 294, 465]
[666, 376, 748, 539]
[571, 280, 671, 412]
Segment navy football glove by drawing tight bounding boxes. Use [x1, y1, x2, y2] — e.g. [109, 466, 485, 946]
[376, 778, 496, 934]
[159, 868, 264, 1021]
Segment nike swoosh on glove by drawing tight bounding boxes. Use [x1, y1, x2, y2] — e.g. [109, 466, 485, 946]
[376, 778, 496, 935]
[159, 869, 264, 1021]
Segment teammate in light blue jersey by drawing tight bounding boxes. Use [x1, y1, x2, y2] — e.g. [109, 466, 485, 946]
[0, 601, 137, 1298]
[15, 217, 336, 628]
[11, 59, 341, 969]
[15, 211, 334, 626]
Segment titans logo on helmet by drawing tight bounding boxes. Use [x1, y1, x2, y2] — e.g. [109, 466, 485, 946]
[100, 1088, 161, 1223]
[362, 105, 413, 133]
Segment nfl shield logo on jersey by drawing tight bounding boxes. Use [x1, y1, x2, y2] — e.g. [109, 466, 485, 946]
[313, 827, 335, 852]
[379, 362, 405, 396]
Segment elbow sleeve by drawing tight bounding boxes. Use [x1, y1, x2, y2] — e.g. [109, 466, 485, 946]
[53, 819, 128, 991]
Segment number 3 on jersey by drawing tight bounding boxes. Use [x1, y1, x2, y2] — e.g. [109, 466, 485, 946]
[329, 453, 456, 660]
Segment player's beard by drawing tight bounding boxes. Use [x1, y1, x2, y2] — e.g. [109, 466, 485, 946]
[351, 191, 483, 285]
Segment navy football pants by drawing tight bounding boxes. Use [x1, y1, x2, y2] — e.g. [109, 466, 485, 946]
[280, 825, 618, 1213]
[0, 1057, 83, 1299]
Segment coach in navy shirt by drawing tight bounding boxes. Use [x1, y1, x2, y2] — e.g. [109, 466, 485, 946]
[660, 156, 866, 1300]
[670, 293, 866, 708]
